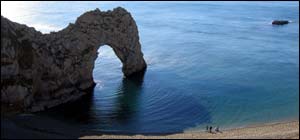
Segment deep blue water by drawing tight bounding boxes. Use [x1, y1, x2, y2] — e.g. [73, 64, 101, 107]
[2, 1, 299, 134]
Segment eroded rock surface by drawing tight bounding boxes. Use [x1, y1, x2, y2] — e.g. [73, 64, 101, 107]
[1, 7, 147, 112]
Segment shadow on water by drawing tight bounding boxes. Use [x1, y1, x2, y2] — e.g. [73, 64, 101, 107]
[107, 69, 146, 123]
[93, 69, 213, 135]
[5, 68, 212, 138]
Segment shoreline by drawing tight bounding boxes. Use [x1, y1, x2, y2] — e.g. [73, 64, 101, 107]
[195, 118, 299, 133]
[79, 120, 299, 139]
[1, 114, 298, 139]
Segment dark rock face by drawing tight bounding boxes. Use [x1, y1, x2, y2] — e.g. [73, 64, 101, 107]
[1, 7, 147, 112]
[272, 20, 289, 25]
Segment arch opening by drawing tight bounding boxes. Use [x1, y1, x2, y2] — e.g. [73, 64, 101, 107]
[93, 45, 123, 87]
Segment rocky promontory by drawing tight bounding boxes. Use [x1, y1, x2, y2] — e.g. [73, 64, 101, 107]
[1, 7, 147, 112]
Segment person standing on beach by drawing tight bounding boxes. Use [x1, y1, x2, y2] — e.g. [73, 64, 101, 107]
[215, 126, 219, 132]
[206, 126, 209, 132]
[209, 126, 212, 133]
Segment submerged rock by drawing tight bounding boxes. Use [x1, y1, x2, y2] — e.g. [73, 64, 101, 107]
[272, 20, 289, 25]
[1, 7, 147, 112]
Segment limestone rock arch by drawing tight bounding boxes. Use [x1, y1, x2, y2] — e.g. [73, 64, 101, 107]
[1, 7, 147, 112]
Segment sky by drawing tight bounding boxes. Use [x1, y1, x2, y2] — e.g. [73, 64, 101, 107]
[1, 1, 63, 33]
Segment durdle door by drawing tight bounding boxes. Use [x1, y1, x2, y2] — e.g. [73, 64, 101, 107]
[1, 7, 147, 112]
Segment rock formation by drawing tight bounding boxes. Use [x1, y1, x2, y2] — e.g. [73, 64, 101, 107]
[272, 20, 289, 25]
[1, 7, 147, 112]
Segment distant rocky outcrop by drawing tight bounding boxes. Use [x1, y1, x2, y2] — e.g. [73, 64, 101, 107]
[1, 7, 147, 112]
[272, 20, 289, 25]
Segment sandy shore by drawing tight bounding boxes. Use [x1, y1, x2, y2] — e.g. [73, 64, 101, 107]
[1, 114, 298, 139]
[80, 121, 299, 139]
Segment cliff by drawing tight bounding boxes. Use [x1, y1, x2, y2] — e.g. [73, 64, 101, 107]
[1, 7, 147, 112]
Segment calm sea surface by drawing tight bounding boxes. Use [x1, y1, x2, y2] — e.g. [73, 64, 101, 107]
[1, 1, 299, 134]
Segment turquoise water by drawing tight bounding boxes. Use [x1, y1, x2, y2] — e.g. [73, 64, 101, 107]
[2, 1, 299, 134]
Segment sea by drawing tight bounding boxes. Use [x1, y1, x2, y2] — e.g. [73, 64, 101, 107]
[1, 1, 299, 135]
